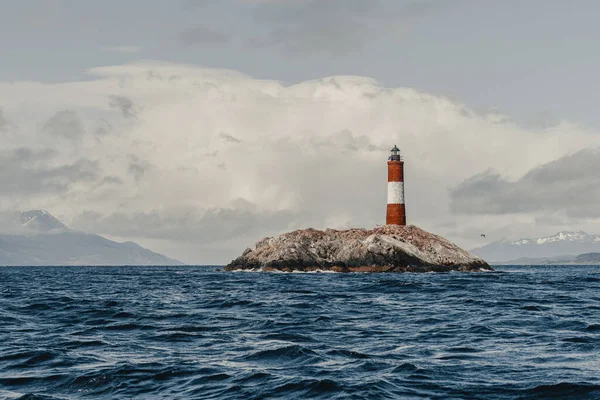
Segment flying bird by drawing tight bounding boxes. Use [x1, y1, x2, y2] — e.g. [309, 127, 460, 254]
[480, 234, 486, 238]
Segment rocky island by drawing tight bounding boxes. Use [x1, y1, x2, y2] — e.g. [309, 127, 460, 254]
[225, 225, 491, 273]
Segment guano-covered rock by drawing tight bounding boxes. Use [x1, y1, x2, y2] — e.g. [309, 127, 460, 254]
[225, 225, 491, 273]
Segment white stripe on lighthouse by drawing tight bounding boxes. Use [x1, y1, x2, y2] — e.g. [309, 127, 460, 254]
[387, 181, 405, 204]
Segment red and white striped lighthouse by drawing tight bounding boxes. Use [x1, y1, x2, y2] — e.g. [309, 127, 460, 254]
[386, 145, 406, 225]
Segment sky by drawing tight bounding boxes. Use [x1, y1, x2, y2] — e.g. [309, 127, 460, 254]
[2, 0, 600, 264]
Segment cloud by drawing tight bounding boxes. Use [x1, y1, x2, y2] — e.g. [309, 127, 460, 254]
[219, 132, 241, 143]
[449, 148, 600, 218]
[179, 26, 230, 45]
[43, 110, 85, 141]
[0, 148, 100, 195]
[71, 206, 294, 243]
[101, 46, 143, 54]
[95, 119, 115, 137]
[0, 108, 12, 133]
[248, 0, 373, 55]
[101, 176, 124, 185]
[180, 0, 213, 11]
[128, 155, 151, 183]
[249, 19, 367, 56]
[109, 96, 137, 119]
[2, 60, 600, 262]
[246, 0, 452, 56]
[312, 129, 388, 152]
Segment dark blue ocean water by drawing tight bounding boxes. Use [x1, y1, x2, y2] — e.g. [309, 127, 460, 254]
[1, 266, 600, 399]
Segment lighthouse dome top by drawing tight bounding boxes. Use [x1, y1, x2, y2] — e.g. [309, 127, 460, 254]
[389, 145, 401, 161]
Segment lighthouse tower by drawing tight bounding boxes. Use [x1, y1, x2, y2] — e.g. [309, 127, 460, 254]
[386, 145, 406, 225]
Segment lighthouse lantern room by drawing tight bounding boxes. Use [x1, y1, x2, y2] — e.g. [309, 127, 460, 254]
[389, 145, 401, 161]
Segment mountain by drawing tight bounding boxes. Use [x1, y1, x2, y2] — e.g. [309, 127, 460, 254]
[0, 210, 183, 266]
[470, 231, 600, 263]
[492, 253, 600, 265]
[19, 210, 68, 232]
[572, 252, 600, 264]
[488, 255, 574, 265]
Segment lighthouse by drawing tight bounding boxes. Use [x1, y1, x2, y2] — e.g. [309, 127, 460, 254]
[386, 145, 406, 225]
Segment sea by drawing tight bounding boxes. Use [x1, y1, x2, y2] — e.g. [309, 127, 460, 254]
[1, 265, 599, 399]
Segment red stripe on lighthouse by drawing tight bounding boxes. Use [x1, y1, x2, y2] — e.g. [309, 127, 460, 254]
[386, 146, 406, 225]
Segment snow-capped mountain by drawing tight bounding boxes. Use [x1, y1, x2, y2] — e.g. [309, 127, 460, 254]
[0, 210, 183, 266]
[470, 231, 600, 263]
[19, 210, 68, 232]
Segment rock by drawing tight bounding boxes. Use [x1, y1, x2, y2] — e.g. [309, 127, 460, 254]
[225, 225, 492, 273]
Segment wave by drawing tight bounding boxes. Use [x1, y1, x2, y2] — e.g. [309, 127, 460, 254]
[238, 345, 322, 365]
[103, 323, 155, 331]
[261, 332, 315, 343]
[585, 324, 600, 331]
[266, 379, 345, 398]
[523, 382, 600, 398]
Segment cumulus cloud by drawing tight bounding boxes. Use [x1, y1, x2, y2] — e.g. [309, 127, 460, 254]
[109, 95, 137, 119]
[0, 108, 12, 133]
[101, 176, 124, 185]
[95, 119, 115, 137]
[128, 155, 151, 183]
[219, 132, 241, 143]
[1, 60, 600, 262]
[43, 110, 85, 141]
